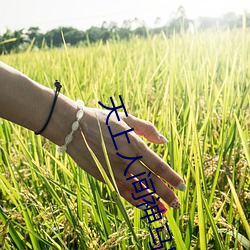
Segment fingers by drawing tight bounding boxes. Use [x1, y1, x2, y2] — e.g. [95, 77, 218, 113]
[118, 159, 181, 209]
[122, 114, 182, 189]
[116, 180, 141, 207]
[116, 179, 167, 213]
[139, 143, 186, 191]
[123, 115, 168, 144]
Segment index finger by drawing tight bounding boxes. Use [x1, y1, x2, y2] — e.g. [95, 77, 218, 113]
[123, 114, 167, 144]
[124, 114, 185, 190]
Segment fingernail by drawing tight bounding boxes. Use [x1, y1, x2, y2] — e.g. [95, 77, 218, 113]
[158, 203, 167, 214]
[177, 182, 186, 191]
[137, 203, 147, 211]
[158, 134, 168, 143]
[170, 199, 180, 209]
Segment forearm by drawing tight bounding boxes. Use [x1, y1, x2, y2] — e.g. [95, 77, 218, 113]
[0, 61, 77, 145]
[0, 62, 186, 211]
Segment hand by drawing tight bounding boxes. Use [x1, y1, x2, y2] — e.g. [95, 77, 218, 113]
[0, 62, 185, 211]
[66, 107, 186, 211]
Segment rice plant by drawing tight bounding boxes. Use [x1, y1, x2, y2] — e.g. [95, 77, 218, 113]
[0, 29, 249, 249]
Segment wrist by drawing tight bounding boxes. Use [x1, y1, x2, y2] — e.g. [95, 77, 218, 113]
[42, 93, 79, 146]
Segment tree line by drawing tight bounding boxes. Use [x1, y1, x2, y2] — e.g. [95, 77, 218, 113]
[1, 11, 249, 54]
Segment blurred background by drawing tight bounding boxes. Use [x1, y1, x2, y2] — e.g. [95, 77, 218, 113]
[0, 0, 249, 53]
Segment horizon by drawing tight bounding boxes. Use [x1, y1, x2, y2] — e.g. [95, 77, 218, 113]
[0, 0, 249, 34]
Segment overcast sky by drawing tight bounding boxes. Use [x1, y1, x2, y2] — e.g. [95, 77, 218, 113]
[0, 0, 249, 34]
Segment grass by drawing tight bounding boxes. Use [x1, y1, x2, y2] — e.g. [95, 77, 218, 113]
[0, 29, 250, 249]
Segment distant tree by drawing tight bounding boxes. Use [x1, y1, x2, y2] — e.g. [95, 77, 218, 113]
[1, 12, 249, 54]
[117, 28, 131, 40]
[64, 29, 86, 45]
[27, 27, 43, 47]
[168, 17, 190, 33]
[198, 17, 217, 30]
[45, 28, 63, 47]
[108, 21, 118, 33]
[0, 29, 14, 53]
[154, 17, 162, 27]
[100, 27, 110, 43]
[27, 27, 40, 40]
[131, 18, 143, 30]
[133, 26, 147, 37]
[168, 5, 191, 33]
[122, 19, 132, 30]
[86, 26, 105, 43]
[45, 27, 85, 47]
[0, 29, 29, 54]
[101, 21, 108, 29]
[246, 13, 250, 27]
[236, 12, 250, 28]
[176, 5, 186, 20]
[220, 12, 237, 29]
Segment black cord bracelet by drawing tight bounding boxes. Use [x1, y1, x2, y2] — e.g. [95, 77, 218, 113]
[35, 80, 62, 135]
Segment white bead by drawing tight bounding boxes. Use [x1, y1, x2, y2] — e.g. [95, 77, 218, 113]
[72, 121, 79, 131]
[65, 133, 73, 144]
[57, 99, 85, 154]
[76, 100, 84, 108]
[57, 145, 67, 153]
[76, 109, 84, 120]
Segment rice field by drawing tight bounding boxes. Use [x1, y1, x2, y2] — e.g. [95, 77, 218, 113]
[0, 29, 250, 250]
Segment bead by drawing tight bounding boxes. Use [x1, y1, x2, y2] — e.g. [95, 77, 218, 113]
[65, 133, 73, 144]
[72, 121, 79, 131]
[57, 99, 85, 153]
[76, 109, 84, 120]
[76, 100, 84, 108]
[57, 145, 67, 153]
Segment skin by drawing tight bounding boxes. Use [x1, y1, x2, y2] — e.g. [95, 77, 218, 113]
[0, 61, 185, 211]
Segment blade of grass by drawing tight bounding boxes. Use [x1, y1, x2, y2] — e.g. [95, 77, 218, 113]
[201, 193, 224, 250]
[165, 211, 187, 250]
[227, 177, 250, 239]
[0, 206, 26, 250]
[218, 229, 250, 250]
[79, 127, 142, 249]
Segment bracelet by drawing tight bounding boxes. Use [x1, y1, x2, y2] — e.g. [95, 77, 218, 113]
[57, 100, 85, 153]
[35, 80, 62, 135]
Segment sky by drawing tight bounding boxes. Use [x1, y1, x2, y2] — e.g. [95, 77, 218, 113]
[0, 0, 249, 34]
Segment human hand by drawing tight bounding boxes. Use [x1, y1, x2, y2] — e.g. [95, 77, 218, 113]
[0, 62, 185, 211]
[66, 107, 186, 211]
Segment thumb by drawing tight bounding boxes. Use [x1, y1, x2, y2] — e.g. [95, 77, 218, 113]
[124, 115, 168, 144]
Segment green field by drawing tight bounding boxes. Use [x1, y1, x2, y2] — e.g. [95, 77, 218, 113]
[0, 30, 249, 249]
